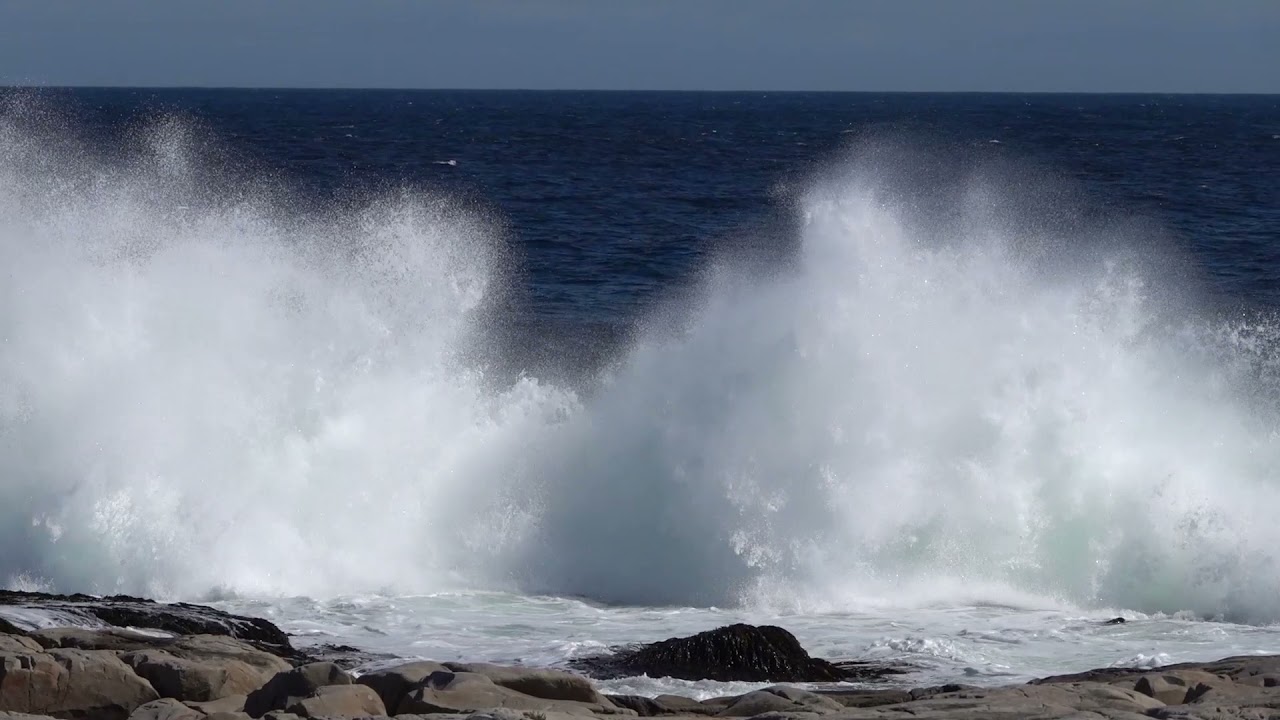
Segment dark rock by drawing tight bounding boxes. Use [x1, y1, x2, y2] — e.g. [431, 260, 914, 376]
[0, 591, 296, 660]
[296, 643, 396, 671]
[1104, 617, 1126, 625]
[568, 623, 905, 683]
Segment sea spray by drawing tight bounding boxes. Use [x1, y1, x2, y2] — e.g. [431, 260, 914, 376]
[516, 150, 1280, 622]
[3, 98, 1280, 623]
[0, 97, 576, 598]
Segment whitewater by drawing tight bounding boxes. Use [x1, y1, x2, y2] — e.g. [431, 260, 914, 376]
[3, 97, 1280, 696]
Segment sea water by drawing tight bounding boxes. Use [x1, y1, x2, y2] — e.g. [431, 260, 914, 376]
[2, 88, 1280, 697]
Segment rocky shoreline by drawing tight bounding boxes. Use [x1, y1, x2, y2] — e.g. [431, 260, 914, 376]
[2, 592, 1277, 719]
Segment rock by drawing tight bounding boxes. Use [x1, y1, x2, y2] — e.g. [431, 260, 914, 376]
[568, 624, 901, 682]
[604, 695, 673, 716]
[242, 662, 351, 717]
[0, 591, 292, 652]
[654, 694, 720, 715]
[354, 660, 448, 713]
[1105, 617, 1127, 625]
[30, 627, 170, 652]
[127, 698, 204, 720]
[168, 635, 293, 681]
[204, 714, 254, 720]
[28, 629, 295, 677]
[185, 693, 248, 714]
[1129, 670, 1229, 705]
[0, 713, 62, 720]
[121, 648, 267, 702]
[282, 684, 386, 717]
[0, 647, 160, 720]
[717, 687, 844, 716]
[0, 635, 43, 655]
[443, 662, 607, 704]
[296, 643, 397, 672]
[398, 670, 611, 716]
[816, 689, 914, 708]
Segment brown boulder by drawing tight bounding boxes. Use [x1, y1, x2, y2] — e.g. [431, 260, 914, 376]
[0, 648, 159, 720]
[398, 670, 608, 716]
[354, 661, 447, 713]
[120, 649, 265, 702]
[242, 662, 350, 717]
[282, 684, 386, 718]
[126, 698, 203, 720]
[443, 662, 606, 704]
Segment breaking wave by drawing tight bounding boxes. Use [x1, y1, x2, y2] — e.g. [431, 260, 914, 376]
[4, 96, 1280, 623]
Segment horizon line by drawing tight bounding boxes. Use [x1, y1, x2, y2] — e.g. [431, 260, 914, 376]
[2, 84, 1278, 97]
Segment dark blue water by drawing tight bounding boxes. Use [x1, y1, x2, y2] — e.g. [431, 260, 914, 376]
[13, 88, 1280, 333]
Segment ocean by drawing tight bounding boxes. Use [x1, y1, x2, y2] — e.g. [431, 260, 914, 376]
[2, 87, 1280, 697]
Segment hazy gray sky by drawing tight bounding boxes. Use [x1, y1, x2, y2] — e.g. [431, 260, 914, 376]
[1, 0, 1277, 93]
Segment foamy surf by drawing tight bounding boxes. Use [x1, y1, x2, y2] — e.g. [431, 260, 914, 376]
[3, 94, 1280, 649]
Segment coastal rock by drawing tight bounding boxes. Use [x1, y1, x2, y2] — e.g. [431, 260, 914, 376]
[397, 670, 615, 716]
[569, 624, 901, 683]
[243, 662, 351, 717]
[0, 636, 42, 655]
[120, 648, 266, 702]
[354, 661, 448, 713]
[185, 693, 248, 714]
[0, 647, 159, 719]
[127, 698, 204, 720]
[0, 591, 292, 652]
[282, 684, 386, 717]
[1129, 670, 1227, 705]
[716, 687, 844, 716]
[444, 662, 608, 704]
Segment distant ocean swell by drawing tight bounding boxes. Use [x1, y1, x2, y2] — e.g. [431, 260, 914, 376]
[3, 97, 1280, 624]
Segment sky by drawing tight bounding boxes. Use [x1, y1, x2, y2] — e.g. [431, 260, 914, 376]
[1, 0, 1277, 93]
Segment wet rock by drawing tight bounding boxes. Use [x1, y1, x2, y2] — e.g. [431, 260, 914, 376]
[1104, 617, 1127, 625]
[569, 624, 903, 682]
[297, 643, 397, 672]
[0, 591, 291, 650]
[604, 695, 674, 716]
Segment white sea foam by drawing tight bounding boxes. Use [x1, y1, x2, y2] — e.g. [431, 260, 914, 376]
[3, 96, 1280, 632]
